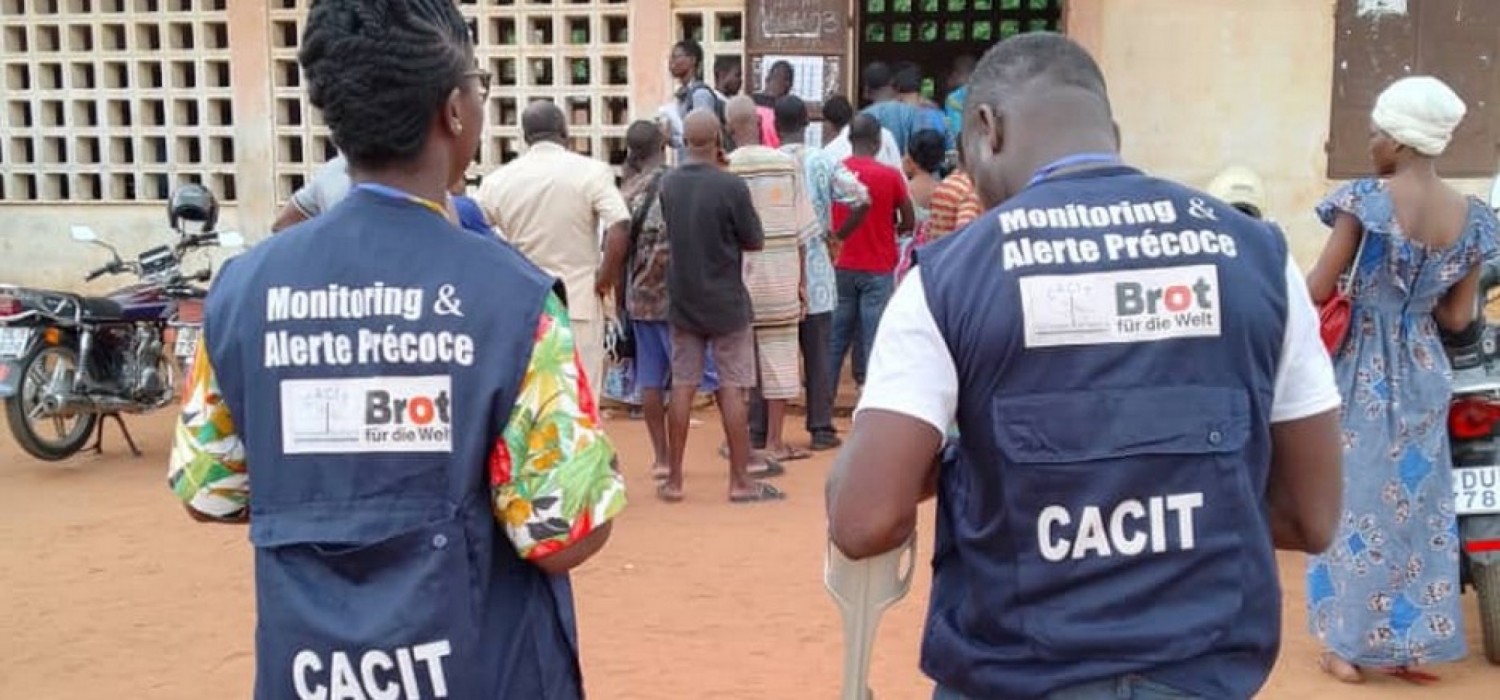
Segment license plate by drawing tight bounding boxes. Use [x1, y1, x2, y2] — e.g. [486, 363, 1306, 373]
[1455, 466, 1500, 515]
[0, 327, 32, 359]
[174, 327, 200, 358]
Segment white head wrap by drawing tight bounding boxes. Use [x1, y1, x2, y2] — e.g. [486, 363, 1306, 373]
[1371, 76, 1467, 157]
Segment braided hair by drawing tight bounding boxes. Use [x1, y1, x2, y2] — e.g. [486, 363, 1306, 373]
[299, 0, 474, 169]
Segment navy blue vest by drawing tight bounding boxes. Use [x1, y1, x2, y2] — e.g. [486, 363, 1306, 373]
[205, 189, 580, 699]
[916, 167, 1288, 699]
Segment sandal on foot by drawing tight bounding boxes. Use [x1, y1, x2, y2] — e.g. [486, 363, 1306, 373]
[650, 464, 671, 482]
[730, 481, 786, 503]
[1385, 667, 1439, 684]
[768, 446, 812, 462]
[655, 482, 684, 503]
[747, 458, 785, 478]
[1317, 652, 1363, 684]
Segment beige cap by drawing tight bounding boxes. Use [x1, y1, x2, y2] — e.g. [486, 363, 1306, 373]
[1206, 166, 1266, 217]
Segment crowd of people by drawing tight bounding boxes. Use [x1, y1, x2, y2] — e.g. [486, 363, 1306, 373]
[157, 1, 1500, 697]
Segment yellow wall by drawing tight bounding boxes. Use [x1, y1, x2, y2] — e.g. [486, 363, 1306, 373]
[1072, 0, 1494, 267]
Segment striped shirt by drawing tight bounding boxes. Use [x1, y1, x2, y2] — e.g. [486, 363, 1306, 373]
[728, 145, 817, 326]
[928, 169, 985, 241]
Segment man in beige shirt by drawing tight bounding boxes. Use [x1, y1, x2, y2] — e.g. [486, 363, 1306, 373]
[479, 101, 632, 386]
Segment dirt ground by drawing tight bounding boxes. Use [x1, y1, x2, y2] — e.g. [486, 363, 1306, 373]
[0, 408, 1495, 699]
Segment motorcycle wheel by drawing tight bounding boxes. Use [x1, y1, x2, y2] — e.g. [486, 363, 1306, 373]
[1477, 560, 1500, 664]
[3, 344, 98, 461]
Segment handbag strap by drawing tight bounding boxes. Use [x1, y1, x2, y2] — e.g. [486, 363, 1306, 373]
[1336, 229, 1368, 296]
[618, 169, 666, 319]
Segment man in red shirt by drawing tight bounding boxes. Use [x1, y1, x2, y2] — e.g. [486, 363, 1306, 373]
[830, 113, 915, 398]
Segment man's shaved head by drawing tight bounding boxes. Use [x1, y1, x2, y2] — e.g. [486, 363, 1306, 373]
[965, 31, 1110, 119]
[849, 113, 881, 147]
[521, 100, 568, 144]
[962, 32, 1118, 208]
[724, 95, 758, 130]
[683, 108, 723, 160]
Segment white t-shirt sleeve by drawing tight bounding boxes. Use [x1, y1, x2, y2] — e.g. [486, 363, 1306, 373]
[854, 267, 959, 435]
[1271, 256, 1343, 422]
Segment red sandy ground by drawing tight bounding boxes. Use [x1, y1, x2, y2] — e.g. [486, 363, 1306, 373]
[0, 408, 1494, 699]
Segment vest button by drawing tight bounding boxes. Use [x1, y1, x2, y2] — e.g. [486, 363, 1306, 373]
[1207, 430, 1223, 446]
[432, 534, 449, 549]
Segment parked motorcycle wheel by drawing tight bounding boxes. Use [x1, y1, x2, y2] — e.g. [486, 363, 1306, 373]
[1477, 560, 1500, 664]
[4, 344, 97, 461]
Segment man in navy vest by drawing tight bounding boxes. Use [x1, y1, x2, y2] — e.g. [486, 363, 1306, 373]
[826, 33, 1343, 699]
[165, 2, 625, 698]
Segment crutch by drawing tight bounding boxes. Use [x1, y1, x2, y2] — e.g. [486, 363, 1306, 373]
[824, 533, 917, 700]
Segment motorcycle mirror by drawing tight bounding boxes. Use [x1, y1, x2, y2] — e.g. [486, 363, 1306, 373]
[69, 225, 98, 243]
[216, 231, 245, 248]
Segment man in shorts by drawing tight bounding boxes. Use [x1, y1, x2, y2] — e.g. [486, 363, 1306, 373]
[657, 109, 784, 504]
[724, 95, 815, 463]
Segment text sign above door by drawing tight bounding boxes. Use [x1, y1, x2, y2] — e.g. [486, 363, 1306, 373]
[747, 0, 848, 55]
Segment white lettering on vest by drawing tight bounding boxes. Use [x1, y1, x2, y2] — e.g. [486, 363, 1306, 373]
[1037, 493, 1205, 562]
[294, 650, 326, 700]
[292, 640, 453, 700]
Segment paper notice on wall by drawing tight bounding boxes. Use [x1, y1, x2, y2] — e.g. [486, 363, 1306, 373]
[759, 55, 826, 103]
[1356, 0, 1407, 18]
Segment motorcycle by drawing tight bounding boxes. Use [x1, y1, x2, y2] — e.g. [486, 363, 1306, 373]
[0, 197, 243, 462]
[1440, 175, 1500, 664]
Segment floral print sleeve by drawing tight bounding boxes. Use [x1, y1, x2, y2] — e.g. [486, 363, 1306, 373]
[167, 338, 248, 519]
[491, 292, 626, 560]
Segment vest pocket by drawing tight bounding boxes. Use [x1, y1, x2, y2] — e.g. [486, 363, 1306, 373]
[253, 518, 482, 700]
[991, 385, 1252, 663]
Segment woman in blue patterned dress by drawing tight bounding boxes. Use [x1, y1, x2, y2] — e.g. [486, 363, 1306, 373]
[1305, 76, 1500, 684]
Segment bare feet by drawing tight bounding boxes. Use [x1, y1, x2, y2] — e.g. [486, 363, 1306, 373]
[1317, 652, 1363, 684]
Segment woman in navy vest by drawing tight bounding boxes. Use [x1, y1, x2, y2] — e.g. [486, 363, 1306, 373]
[166, 1, 626, 697]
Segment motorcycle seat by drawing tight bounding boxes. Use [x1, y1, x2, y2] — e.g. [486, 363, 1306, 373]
[78, 296, 125, 320]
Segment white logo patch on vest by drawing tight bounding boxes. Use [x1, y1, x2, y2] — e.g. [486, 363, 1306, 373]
[280, 375, 453, 454]
[1018, 264, 1221, 348]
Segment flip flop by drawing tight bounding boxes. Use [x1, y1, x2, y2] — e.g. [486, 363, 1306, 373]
[1317, 652, 1363, 684]
[748, 458, 785, 478]
[655, 481, 684, 503]
[769, 446, 812, 462]
[1385, 667, 1439, 685]
[730, 481, 786, 504]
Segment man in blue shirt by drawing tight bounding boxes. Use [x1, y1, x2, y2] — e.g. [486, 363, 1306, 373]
[827, 32, 1343, 700]
[860, 61, 921, 157]
[943, 55, 977, 141]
